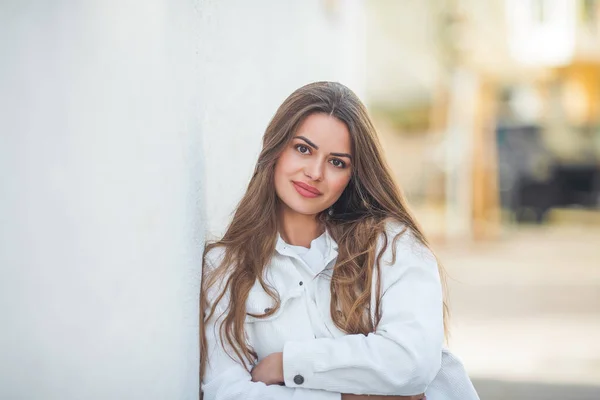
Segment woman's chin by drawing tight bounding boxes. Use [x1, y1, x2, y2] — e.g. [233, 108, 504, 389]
[284, 202, 326, 217]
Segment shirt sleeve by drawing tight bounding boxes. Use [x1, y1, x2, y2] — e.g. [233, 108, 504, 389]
[282, 225, 444, 396]
[201, 249, 342, 400]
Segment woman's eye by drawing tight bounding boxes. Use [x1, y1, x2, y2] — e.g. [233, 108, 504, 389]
[330, 158, 346, 168]
[295, 144, 310, 154]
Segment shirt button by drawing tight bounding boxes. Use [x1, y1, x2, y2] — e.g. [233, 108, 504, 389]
[299, 281, 303, 286]
[264, 307, 272, 313]
[293, 374, 304, 385]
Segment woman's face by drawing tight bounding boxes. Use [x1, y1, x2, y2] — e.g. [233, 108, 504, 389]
[274, 112, 353, 217]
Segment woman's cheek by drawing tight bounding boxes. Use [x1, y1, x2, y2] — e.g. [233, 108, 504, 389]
[332, 174, 351, 197]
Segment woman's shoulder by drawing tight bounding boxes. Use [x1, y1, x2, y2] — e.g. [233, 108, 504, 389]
[202, 244, 232, 306]
[381, 218, 409, 238]
[378, 218, 414, 247]
[204, 244, 227, 271]
[378, 218, 435, 262]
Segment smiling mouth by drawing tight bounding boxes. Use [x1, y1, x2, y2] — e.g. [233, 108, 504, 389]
[292, 181, 322, 198]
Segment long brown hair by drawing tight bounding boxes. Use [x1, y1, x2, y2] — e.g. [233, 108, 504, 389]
[199, 81, 448, 380]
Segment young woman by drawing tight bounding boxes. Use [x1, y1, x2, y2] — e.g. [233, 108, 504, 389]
[200, 82, 479, 400]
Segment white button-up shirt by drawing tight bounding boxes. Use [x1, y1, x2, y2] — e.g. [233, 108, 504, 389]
[202, 222, 479, 400]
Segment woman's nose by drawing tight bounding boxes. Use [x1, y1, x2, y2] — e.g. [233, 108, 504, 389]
[304, 160, 324, 181]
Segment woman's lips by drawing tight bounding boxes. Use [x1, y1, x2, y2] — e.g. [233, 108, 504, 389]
[292, 181, 321, 198]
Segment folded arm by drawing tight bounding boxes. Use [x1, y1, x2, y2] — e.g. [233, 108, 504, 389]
[202, 298, 344, 400]
[202, 291, 429, 400]
[282, 229, 444, 395]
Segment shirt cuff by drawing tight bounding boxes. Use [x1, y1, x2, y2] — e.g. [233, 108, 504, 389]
[283, 340, 320, 389]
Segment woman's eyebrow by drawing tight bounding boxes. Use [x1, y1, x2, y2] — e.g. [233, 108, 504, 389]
[294, 136, 352, 160]
[294, 135, 319, 149]
[330, 152, 352, 160]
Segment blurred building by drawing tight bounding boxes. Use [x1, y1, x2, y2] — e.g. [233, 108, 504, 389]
[364, 0, 600, 240]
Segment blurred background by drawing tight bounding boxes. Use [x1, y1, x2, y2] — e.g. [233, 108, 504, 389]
[1, 0, 599, 399]
[363, 1, 600, 399]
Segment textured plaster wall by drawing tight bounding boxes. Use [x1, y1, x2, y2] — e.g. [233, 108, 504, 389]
[0, 1, 364, 399]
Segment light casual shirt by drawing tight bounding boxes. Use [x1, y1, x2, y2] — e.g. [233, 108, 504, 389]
[284, 231, 328, 275]
[202, 221, 479, 400]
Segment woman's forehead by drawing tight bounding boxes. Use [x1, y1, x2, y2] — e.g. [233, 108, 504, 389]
[294, 113, 352, 153]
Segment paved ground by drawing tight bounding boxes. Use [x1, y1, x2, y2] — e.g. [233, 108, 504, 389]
[433, 224, 600, 399]
[472, 378, 600, 400]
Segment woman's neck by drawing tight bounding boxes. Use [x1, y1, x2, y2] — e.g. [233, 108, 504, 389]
[278, 206, 324, 248]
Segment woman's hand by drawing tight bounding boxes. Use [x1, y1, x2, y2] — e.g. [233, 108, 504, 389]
[250, 352, 284, 385]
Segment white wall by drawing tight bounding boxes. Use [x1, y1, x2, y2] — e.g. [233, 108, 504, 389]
[0, 1, 204, 399]
[0, 1, 365, 399]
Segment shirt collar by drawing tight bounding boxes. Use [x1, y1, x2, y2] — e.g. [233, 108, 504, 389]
[275, 229, 338, 261]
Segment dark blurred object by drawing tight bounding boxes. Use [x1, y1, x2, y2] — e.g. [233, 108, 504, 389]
[554, 164, 600, 207]
[496, 124, 600, 223]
